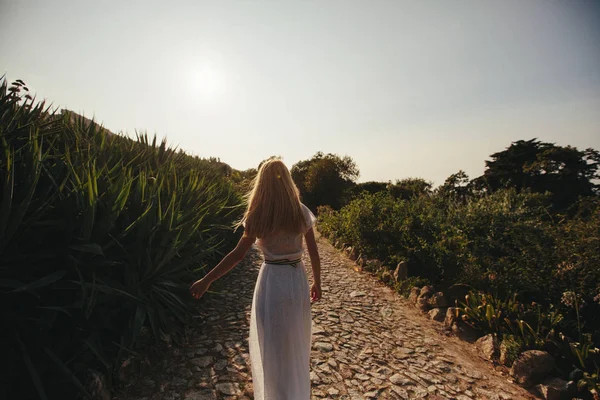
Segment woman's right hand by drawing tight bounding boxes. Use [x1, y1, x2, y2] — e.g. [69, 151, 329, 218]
[310, 283, 322, 302]
[189, 278, 211, 300]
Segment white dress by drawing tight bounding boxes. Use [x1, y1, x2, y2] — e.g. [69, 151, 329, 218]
[249, 203, 317, 400]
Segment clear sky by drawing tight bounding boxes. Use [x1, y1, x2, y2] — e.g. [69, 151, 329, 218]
[1, 0, 599, 186]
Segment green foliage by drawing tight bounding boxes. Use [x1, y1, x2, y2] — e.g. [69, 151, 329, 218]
[552, 333, 600, 395]
[459, 291, 563, 349]
[396, 276, 431, 298]
[459, 292, 520, 335]
[0, 78, 242, 399]
[501, 335, 523, 367]
[291, 152, 359, 210]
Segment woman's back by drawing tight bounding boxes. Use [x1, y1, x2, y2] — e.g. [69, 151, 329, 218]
[255, 203, 316, 261]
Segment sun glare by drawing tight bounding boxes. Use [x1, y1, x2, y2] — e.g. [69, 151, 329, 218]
[188, 65, 223, 101]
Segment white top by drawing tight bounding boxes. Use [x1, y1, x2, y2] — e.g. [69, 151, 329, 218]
[255, 203, 317, 261]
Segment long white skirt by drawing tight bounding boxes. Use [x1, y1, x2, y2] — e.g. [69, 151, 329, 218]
[249, 261, 312, 400]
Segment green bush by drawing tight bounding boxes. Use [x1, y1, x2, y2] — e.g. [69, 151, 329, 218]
[318, 181, 600, 346]
[0, 79, 242, 399]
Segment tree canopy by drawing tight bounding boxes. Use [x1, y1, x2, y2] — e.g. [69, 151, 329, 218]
[481, 139, 599, 210]
[291, 152, 359, 211]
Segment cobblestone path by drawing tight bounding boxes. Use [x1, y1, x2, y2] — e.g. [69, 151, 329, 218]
[115, 235, 537, 400]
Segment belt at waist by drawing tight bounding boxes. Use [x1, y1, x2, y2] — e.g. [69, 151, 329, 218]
[264, 258, 302, 267]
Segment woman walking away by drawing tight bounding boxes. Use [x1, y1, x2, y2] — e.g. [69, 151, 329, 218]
[189, 158, 322, 400]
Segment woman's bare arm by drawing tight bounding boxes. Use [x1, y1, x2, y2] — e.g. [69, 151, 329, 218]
[305, 228, 321, 287]
[201, 235, 255, 284]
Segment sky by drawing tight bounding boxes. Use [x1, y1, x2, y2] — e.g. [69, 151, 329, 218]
[1, 0, 599, 186]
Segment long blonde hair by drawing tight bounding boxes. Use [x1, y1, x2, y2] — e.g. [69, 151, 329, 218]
[239, 159, 306, 238]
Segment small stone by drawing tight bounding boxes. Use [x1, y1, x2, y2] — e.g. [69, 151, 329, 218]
[475, 334, 498, 361]
[416, 296, 431, 312]
[536, 377, 572, 400]
[349, 247, 359, 261]
[419, 285, 435, 298]
[428, 292, 448, 308]
[213, 359, 228, 370]
[444, 307, 458, 329]
[428, 308, 446, 322]
[390, 373, 409, 385]
[510, 350, 555, 385]
[310, 371, 321, 384]
[350, 290, 367, 298]
[314, 342, 334, 352]
[393, 261, 408, 282]
[215, 382, 239, 396]
[408, 287, 420, 303]
[328, 387, 340, 396]
[191, 356, 213, 368]
[355, 373, 370, 380]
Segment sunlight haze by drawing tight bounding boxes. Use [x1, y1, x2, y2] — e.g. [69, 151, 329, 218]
[1, 0, 599, 185]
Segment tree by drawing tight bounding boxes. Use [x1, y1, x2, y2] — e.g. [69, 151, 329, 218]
[436, 170, 471, 201]
[481, 139, 599, 210]
[387, 178, 432, 200]
[291, 152, 359, 211]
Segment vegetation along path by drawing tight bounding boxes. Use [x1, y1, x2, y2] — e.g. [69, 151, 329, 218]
[115, 234, 536, 400]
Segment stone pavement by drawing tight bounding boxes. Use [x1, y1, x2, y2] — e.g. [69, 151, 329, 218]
[114, 235, 537, 400]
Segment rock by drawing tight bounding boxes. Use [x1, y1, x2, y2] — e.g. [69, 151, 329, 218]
[356, 256, 366, 268]
[390, 373, 411, 385]
[314, 342, 334, 352]
[536, 377, 572, 400]
[393, 261, 408, 282]
[428, 308, 446, 322]
[381, 270, 393, 285]
[444, 307, 458, 329]
[475, 334, 498, 360]
[213, 359, 228, 370]
[349, 247, 359, 261]
[191, 356, 214, 368]
[416, 296, 431, 312]
[215, 382, 240, 396]
[350, 290, 366, 298]
[419, 285, 435, 298]
[428, 292, 448, 308]
[408, 287, 420, 303]
[510, 350, 555, 386]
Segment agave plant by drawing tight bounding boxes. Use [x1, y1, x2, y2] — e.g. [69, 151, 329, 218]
[0, 77, 243, 399]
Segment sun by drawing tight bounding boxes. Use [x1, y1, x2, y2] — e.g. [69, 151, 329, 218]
[188, 65, 223, 101]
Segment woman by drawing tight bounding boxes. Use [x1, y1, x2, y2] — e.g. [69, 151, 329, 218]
[189, 158, 322, 399]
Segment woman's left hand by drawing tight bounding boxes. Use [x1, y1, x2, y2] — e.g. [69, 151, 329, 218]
[310, 283, 322, 302]
[189, 279, 211, 300]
